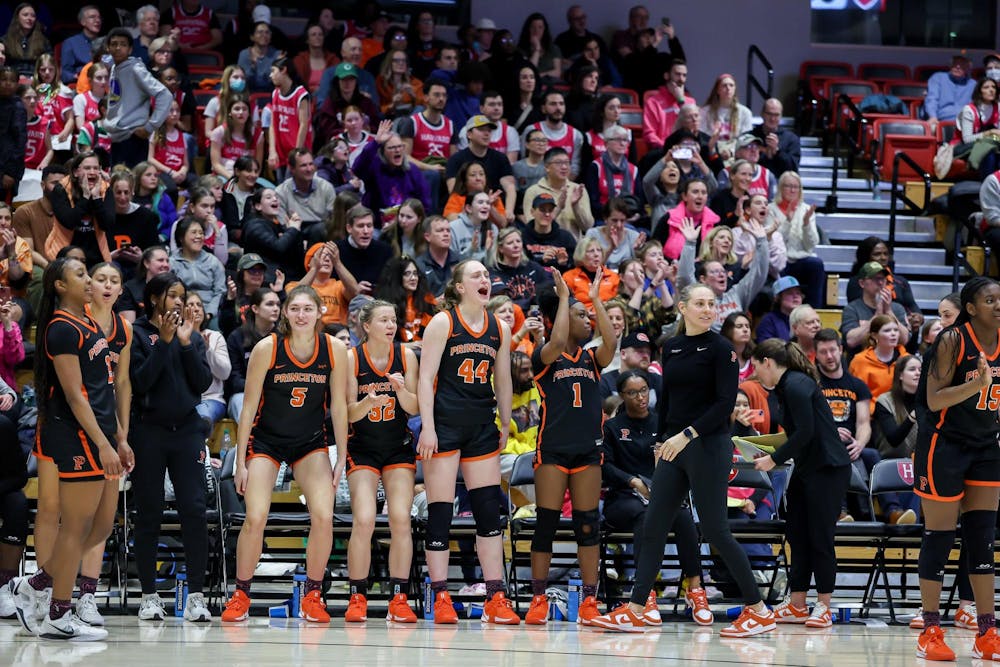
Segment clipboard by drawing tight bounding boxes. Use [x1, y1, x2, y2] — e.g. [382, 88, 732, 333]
[732, 432, 788, 462]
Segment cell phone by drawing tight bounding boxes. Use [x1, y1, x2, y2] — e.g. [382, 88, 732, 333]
[661, 17, 671, 27]
[0, 286, 11, 305]
[673, 147, 693, 160]
[528, 305, 540, 318]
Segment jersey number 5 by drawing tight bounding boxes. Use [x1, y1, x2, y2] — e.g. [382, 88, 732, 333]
[368, 397, 397, 422]
[458, 359, 490, 384]
[290, 387, 308, 408]
[976, 384, 1000, 411]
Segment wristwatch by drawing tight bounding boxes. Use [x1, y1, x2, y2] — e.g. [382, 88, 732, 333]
[683, 426, 696, 441]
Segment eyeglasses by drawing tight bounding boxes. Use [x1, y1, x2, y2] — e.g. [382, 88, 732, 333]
[384, 144, 405, 151]
[548, 159, 570, 166]
[402, 270, 419, 278]
[622, 387, 649, 398]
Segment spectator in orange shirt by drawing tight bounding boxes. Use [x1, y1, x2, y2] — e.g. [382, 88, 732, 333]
[285, 241, 360, 325]
[562, 236, 619, 312]
[360, 11, 390, 67]
[847, 314, 906, 409]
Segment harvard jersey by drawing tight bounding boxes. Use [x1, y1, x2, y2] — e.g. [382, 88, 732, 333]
[349, 342, 410, 449]
[25, 115, 47, 169]
[44, 309, 117, 435]
[154, 128, 187, 171]
[171, 3, 215, 47]
[409, 111, 453, 162]
[250, 334, 334, 448]
[434, 309, 503, 425]
[532, 347, 603, 453]
[922, 322, 1000, 448]
[271, 85, 313, 164]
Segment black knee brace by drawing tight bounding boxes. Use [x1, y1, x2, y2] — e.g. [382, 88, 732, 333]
[425, 502, 453, 551]
[962, 510, 997, 575]
[530, 507, 561, 553]
[572, 508, 601, 547]
[918, 529, 956, 582]
[469, 486, 502, 538]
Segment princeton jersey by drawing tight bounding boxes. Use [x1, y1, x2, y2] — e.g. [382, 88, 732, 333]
[44, 310, 117, 435]
[924, 323, 1000, 449]
[349, 342, 410, 449]
[532, 347, 603, 453]
[271, 85, 313, 165]
[434, 308, 503, 425]
[250, 334, 334, 449]
[86, 305, 131, 373]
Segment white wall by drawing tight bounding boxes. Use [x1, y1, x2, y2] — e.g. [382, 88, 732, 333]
[474, 0, 1000, 111]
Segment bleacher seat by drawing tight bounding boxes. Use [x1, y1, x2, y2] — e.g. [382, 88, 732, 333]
[799, 61, 854, 99]
[883, 80, 927, 104]
[600, 87, 639, 106]
[858, 63, 911, 84]
[870, 118, 935, 182]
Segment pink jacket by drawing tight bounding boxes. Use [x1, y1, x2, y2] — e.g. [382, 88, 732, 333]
[0, 323, 24, 390]
[662, 203, 721, 260]
[642, 87, 697, 149]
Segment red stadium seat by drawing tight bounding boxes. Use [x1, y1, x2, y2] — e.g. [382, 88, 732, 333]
[857, 63, 911, 84]
[182, 49, 224, 69]
[870, 118, 934, 182]
[883, 80, 927, 104]
[633, 136, 649, 162]
[799, 61, 853, 98]
[600, 87, 639, 106]
[823, 78, 880, 103]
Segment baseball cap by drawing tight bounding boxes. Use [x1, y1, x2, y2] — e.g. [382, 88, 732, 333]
[621, 331, 652, 351]
[335, 62, 359, 79]
[237, 253, 266, 271]
[985, 53, 1000, 67]
[736, 133, 764, 150]
[303, 243, 329, 271]
[532, 193, 557, 209]
[858, 261, 888, 279]
[349, 295, 372, 314]
[251, 4, 271, 24]
[476, 18, 497, 31]
[771, 275, 801, 296]
[490, 277, 508, 296]
[464, 114, 497, 134]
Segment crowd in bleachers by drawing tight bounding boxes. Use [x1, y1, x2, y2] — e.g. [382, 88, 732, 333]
[0, 0, 994, 637]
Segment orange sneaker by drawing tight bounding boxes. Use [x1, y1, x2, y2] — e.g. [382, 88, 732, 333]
[954, 603, 978, 631]
[299, 590, 330, 623]
[344, 593, 367, 623]
[433, 591, 458, 624]
[974, 627, 1000, 660]
[773, 600, 809, 624]
[804, 601, 832, 629]
[576, 596, 600, 626]
[642, 590, 661, 626]
[221, 590, 251, 622]
[525, 594, 549, 625]
[916, 625, 956, 661]
[720, 605, 776, 638]
[685, 587, 714, 626]
[589, 603, 647, 633]
[386, 593, 417, 623]
[482, 592, 521, 625]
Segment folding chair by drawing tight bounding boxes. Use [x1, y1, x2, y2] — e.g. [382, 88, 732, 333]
[726, 465, 788, 603]
[832, 463, 887, 616]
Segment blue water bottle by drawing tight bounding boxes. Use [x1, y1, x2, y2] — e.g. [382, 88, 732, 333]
[291, 572, 306, 617]
[727, 606, 743, 620]
[174, 569, 188, 617]
[423, 576, 434, 620]
[567, 579, 581, 622]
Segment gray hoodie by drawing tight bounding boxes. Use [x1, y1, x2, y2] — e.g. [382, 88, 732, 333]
[105, 57, 172, 142]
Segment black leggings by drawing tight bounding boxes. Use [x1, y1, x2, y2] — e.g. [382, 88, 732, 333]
[785, 465, 850, 595]
[629, 433, 761, 606]
[131, 422, 208, 594]
[0, 490, 29, 546]
[603, 494, 702, 579]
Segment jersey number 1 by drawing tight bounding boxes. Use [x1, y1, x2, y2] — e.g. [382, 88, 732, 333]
[458, 359, 490, 384]
[976, 384, 1000, 411]
[571, 382, 582, 408]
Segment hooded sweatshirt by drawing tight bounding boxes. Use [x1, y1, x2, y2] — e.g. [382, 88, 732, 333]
[129, 316, 211, 427]
[105, 56, 172, 142]
[351, 139, 430, 226]
[169, 249, 226, 318]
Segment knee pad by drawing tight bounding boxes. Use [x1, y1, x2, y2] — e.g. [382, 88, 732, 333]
[530, 507, 561, 554]
[918, 529, 956, 582]
[425, 502, 453, 551]
[572, 509, 601, 547]
[469, 486, 502, 538]
[962, 510, 996, 575]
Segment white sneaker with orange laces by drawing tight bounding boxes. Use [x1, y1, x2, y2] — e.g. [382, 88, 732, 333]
[589, 604, 647, 633]
[720, 605, 776, 638]
[954, 603, 977, 631]
[641, 591, 661, 626]
[805, 601, 833, 628]
[772, 600, 809, 624]
[685, 587, 714, 626]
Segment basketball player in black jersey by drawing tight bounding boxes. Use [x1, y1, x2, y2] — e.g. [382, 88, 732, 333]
[223, 285, 349, 624]
[10, 258, 129, 641]
[913, 277, 1000, 662]
[416, 259, 520, 625]
[345, 299, 420, 623]
[524, 270, 615, 625]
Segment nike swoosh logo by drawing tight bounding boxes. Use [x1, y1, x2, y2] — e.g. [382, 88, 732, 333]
[46, 624, 75, 636]
[275, 364, 286, 369]
[697, 347, 708, 352]
[968, 355, 979, 361]
[671, 349, 682, 353]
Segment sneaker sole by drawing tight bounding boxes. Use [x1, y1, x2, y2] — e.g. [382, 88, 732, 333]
[805, 620, 832, 628]
[955, 622, 977, 631]
[576, 616, 595, 626]
[642, 617, 662, 626]
[138, 614, 165, 621]
[185, 615, 212, 623]
[386, 614, 417, 623]
[221, 614, 249, 623]
[776, 617, 809, 624]
[481, 616, 521, 625]
[720, 623, 776, 638]
[916, 647, 956, 661]
[588, 618, 645, 633]
[433, 617, 458, 624]
[38, 632, 108, 642]
[344, 617, 368, 623]
[691, 613, 715, 626]
[301, 614, 331, 623]
[525, 617, 548, 625]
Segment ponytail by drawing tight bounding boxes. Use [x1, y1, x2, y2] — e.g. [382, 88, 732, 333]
[752, 338, 819, 382]
[442, 259, 477, 311]
[35, 258, 74, 428]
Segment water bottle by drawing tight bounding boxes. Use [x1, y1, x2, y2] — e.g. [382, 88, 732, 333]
[221, 429, 232, 457]
[423, 576, 434, 620]
[567, 579, 581, 622]
[727, 605, 744, 620]
[291, 572, 306, 617]
[174, 569, 188, 617]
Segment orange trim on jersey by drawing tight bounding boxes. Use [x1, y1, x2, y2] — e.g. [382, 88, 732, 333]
[290, 447, 328, 468]
[285, 335, 320, 369]
[460, 447, 501, 462]
[444, 310, 454, 339]
[964, 322, 1000, 361]
[926, 432, 941, 498]
[913, 487, 964, 502]
[324, 333, 336, 368]
[399, 345, 408, 374]
[247, 451, 282, 468]
[33, 429, 53, 461]
[352, 348, 360, 377]
[45, 316, 85, 357]
[965, 480, 1000, 487]
[77, 428, 101, 474]
[362, 341, 395, 377]
[562, 347, 583, 363]
[54, 309, 100, 335]
[383, 462, 416, 472]
[534, 381, 549, 451]
[454, 307, 489, 339]
[346, 464, 380, 476]
[418, 448, 461, 460]
[268, 333, 279, 368]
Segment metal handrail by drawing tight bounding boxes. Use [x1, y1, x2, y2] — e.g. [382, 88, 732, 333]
[887, 151, 931, 248]
[826, 94, 868, 212]
[746, 44, 774, 110]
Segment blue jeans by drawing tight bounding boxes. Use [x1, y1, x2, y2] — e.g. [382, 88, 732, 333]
[196, 399, 226, 426]
[227, 393, 244, 423]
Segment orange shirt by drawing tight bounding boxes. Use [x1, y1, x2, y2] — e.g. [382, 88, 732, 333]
[360, 38, 384, 67]
[562, 266, 620, 313]
[443, 193, 506, 220]
[402, 292, 436, 341]
[0, 238, 32, 286]
[848, 345, 906, 410]
[286, 278, 347, 325]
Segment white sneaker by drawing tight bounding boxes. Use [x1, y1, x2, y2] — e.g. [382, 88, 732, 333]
[75, 593, 105, 627]
[9, 577, 49, 634]
[38, 611, 109, 641]
[183, 593, 212, 623]
[138, 594, 166, 621]
[0, 581, 15, 618]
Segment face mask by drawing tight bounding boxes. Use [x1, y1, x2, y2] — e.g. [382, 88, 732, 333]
[230, 78, 246, 92]
[988, 69, 1000, 82]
